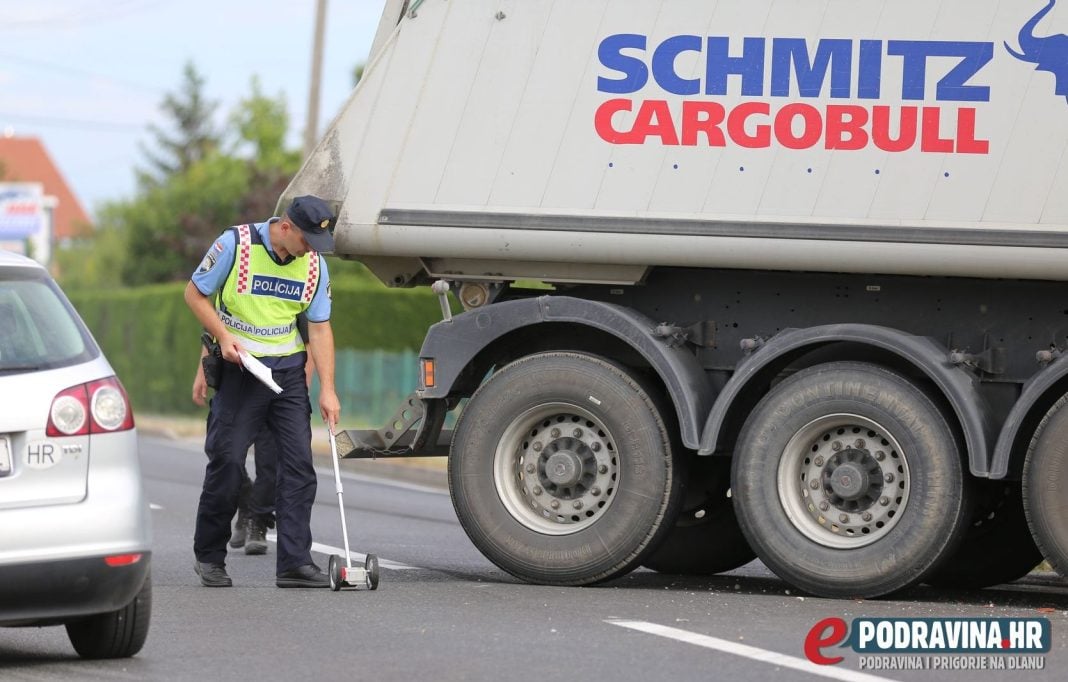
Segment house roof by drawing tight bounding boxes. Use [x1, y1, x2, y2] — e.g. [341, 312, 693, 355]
[0, 136, 92, 240]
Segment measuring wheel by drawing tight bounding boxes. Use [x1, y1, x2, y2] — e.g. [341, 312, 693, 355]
[328, 554, 344, 591]
[365, 554, 380, 590]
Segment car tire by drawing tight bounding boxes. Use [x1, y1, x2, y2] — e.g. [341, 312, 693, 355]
[449, 352, 682, 585]
[66, 570, 151, 659]
[732, 362, 969, 598]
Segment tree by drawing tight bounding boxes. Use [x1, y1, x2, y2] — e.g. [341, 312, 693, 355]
[137, 61, 220, 188]
[230, 77, 302, 219]
[111, 153, 250, 284]
[103, 72, 306, 284]
[79, 64, 376, 287]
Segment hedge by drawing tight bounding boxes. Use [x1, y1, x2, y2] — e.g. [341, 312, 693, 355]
[66, 281, 446, 415]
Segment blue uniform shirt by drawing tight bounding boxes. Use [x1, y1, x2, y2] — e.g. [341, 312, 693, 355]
[191, 219, 332, 368]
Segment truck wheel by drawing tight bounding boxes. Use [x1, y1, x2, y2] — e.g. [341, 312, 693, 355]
[66, 571, 151, 659]
[925, 481, 1041, 589]
[643, 456, 755, 575]
[449, 352, 682, 585]
[1023, 394, 1068, 577]
[732, 362, 968, 598]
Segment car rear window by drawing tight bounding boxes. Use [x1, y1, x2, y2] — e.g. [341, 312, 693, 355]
[0, 267, 98, 374]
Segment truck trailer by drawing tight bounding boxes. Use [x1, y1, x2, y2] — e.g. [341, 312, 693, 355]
[282, 0, 1068, 598]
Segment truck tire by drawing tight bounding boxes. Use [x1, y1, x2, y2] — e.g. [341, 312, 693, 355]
[925, 481, 1042, 589]
[642, 456, 755, 575]
[1023, 394, 1068, 577]
[66, 570, 151, 659]
[449, 352, 682, 585]
[732, 362, 968, 598]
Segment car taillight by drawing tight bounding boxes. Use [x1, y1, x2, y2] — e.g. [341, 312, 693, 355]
[48, 385, 89, 436]
[47, 376, 135, 436]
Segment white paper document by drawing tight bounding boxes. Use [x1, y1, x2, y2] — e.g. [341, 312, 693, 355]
[239, 351, 283, 394]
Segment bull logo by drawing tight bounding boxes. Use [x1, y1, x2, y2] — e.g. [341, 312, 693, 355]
[1005, 0, 1068, 102]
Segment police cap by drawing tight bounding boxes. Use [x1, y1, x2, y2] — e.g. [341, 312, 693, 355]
[286, 195, 336, 253]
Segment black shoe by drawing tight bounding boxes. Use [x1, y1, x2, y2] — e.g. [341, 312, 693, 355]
[194, 561, 233, 587]
[245, 517, 268, 556]
[229, 510, 250, 549]
[276, 564, 329, 588]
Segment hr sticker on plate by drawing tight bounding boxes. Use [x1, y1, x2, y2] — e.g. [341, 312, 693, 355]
[24, 440, 62, 470]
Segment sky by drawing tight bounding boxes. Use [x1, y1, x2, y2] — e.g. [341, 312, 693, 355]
[0, 0, 388, 218]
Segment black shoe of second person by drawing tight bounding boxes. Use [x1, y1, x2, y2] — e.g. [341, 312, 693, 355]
[194, 561, 233, 587]
[276, 564, 330, 588]
[245, 517, 268, 555]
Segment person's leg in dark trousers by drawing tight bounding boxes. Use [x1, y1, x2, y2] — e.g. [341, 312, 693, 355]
[244, 430, 279, 555]
[229, 467, 253, 548]
[268, 365, 317, 574]
[250, 430, 278, 521]
[193, 363, 273, 570]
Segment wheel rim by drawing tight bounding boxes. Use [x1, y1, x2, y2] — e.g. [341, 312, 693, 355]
[777, 413, 911, 549]
[493, 402, 620, 535]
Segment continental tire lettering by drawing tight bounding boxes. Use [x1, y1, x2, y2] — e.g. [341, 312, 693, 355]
[847, 380, 867, 399]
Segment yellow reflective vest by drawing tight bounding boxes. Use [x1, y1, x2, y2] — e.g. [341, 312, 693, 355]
[216, 224, 321, 357]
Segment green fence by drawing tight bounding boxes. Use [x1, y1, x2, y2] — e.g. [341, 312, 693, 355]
[309, 348, 421, 428]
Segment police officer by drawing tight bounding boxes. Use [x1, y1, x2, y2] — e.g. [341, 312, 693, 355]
[193, 351, 278, 554]
[192, 320, 317, 555]
[185, 195, 341, 588]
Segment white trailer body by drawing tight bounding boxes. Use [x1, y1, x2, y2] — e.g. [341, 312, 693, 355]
[287, 0, 1068, 284]
[283, 0, 1068, 598]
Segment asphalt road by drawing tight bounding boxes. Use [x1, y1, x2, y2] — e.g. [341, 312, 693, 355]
[2, 434, 1068, 681]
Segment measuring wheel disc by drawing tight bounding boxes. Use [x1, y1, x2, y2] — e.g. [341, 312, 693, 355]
[365, 554, 380, 590]
[328, 554, 343, 591]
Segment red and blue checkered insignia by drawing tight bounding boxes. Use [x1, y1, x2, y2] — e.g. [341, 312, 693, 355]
[236, 225, 252, 293]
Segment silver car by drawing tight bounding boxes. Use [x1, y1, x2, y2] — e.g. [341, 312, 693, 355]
[0, 250, 151, 658]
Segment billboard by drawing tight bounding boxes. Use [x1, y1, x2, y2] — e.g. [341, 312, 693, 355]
[0, 183, 52, 264]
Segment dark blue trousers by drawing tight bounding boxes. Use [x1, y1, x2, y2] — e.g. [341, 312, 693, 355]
[249, 430, 278, 522]
[194, 361, 316, 573]
[234, 431, 277, 523]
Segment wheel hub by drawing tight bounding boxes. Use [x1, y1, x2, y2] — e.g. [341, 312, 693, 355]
[493, 405, 620, 535]
[823, 450, 882, 508]
[778, 414, 910, 549]
[541, 439, 591, 490]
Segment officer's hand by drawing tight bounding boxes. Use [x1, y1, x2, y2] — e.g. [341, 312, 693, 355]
[219, 332, 244, 364]
[319, 389, 341, 431]
[192, 366, 208, 407]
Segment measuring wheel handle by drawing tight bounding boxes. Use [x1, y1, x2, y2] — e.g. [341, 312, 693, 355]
[328, 554, 344, 591]
[365, 554, 380, 590]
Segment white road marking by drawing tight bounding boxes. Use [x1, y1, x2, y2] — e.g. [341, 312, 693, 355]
[149, 503, 163, 510]
[265, 532, 416, 570]
[606, 620, 897, 682]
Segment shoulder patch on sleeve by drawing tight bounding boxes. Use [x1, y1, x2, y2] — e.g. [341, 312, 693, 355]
[197, 250, 219, 273]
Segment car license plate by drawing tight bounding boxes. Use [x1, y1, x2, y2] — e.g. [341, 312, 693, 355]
[0, 436, 11, 477]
